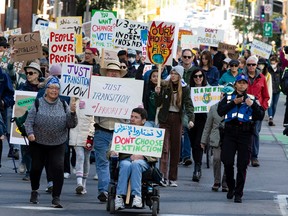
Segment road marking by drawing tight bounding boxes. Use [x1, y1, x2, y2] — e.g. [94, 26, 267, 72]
[2, 205, 63, 210]
[275, 195, 288, 216]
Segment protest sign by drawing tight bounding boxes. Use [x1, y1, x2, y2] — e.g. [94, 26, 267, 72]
[8, 32, 42, 62]
[113, 19, 148, 51]
[103, 50, 119, 61]
[111, 123, 165, 157]
[181, 35, 198, 49]
[178, 29, 192, 46]
[141, 29, 148, 61]
[191, 86, 223, 113]
[90, 10, 116, 49]
[4, 28, 22, 40]
[147, 21, 178, 66]
[196, 27, 224, 47]
[82, 21, 91, 38]
[60, 63, 92, 99]
[10, 91, 37, 145]
[34, 24, 50, 45]
[84, 76, 144, 119]
[57, 16, 82, 54]
[49, 29, 75, 67]
[218, 42, 237, 54]
[250, 39, 272, 59]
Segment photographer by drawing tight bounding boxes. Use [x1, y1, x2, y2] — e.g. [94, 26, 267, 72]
[217, 74, 265, 203]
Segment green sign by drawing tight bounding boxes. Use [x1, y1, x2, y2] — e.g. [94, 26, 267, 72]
[263, 22, 273, 37]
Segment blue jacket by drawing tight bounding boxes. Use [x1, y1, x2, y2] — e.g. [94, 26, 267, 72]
[0, 67, 15, 108]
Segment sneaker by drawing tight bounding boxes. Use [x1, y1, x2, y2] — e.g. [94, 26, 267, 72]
[159, 178, 168, 187]
[22, 175, 30, 181]
[64, 172, 70, 179]
[234, 195, 242, 203]
[30, 191, 39, 204]
[251, 159, 260, 167]
[268, 118, 274, 126]
[169, 180, 178, 187]
[132, 195, 142, 208]
[222, 185, 229, 192]
[227, 189, 234, 199]
[212, 183, 221, 191]
[45, 186, 53, 193]
[18, 163, 26, 174]
[93, 174, 98, 180]
[115, 195, 125, 210]
[81, 188, 87, 194]
[76, 184, 84, 194]
[97, 191, 108, 202]
[52, 196, 63, 208]
[183, 158, 193, 167]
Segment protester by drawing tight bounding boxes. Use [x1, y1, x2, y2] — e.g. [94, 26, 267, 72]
[81, 46, 100, 75]
[199, 50, 220, 86]
[210, 46, 226, 71]
[155, 65, 194, 187]
[217, 74, 264, 203]
[93, 60, 128, 202]
[219, 59, 241, 85]
[25, 76, 77, 208]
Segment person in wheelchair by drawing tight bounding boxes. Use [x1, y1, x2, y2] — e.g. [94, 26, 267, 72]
[108, 107, 157, 210]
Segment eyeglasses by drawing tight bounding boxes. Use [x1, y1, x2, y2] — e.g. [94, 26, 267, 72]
[230, 64, 238, 67]
[85, 52, 93, 55]
[25, 71, 36, 76]
[120, 66, 127, 69]
[247, 64, 256, 67]
[193, 74, 203, 78]
[47, 86, 60, 90]
[183, 56, 192, 59]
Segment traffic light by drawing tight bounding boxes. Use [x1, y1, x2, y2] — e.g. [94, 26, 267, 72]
[260, 5, 265, 22]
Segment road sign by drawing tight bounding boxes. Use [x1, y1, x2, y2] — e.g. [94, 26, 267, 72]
[264, 4, 273, 15]
[263, 22, 273, 37]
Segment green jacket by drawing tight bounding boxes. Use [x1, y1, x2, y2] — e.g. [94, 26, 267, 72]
[183, 65, 198, 85]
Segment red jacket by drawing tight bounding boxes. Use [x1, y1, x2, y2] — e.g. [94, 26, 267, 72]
[246, 73, 270, 111]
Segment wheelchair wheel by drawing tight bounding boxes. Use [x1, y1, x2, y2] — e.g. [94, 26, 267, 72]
[152, 200, 159, 216]
[109, 197, 115, 214]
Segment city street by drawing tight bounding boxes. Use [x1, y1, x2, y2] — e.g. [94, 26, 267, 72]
[0, 94, 288, 216]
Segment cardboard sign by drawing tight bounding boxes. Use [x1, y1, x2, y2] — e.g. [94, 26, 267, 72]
[113, 19, 148, 51]
[181, 35, 198, 49]
[8, 32, 42, 62]
[60, 63, 92, 99]
[34, 24, 50, 45]
[83, 76, 144, 119]
[250, 39, 272, 59]
[111, 123, 165, 157]
[197, 27, 224, 47]
[57, 16, 82, 54]
[147, 21, 178, 66]
[10, 91, 37, 145]
[90, 10, 116, 49]
[218, 42, 237, 54]
[49, 29, 75, 67]
[191, 86, 223, 113]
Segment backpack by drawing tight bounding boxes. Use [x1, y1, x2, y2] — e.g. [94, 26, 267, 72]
[11, 98, 67, 137]
[280, 67, 288, 95]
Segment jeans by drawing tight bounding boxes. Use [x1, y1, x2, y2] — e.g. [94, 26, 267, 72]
[93, 129, 113, 193]
[74, 146, 91, 178]
[181, 127, 191, 160]
[267, 93, 280, 118]
[116, 158, 149, 197]
[252, 120, 262, 160]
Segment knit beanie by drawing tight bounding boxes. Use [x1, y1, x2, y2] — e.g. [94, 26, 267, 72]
[49, 64, 62, 76]
[171, 65, 184, 78]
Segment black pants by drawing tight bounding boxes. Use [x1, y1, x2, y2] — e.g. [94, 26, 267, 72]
[30, 142, 65, 198]
[221, 126, 252, 197]
[284, 96, 288, 125]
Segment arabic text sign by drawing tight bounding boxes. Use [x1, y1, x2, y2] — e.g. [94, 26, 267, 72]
[147, 21, 176, 65]
[191, 86, 223, 113]
[111, 123, 165, 157]
[9, 32, 42, 62]
[181, 35, 198, 49]
[60, 63, 92, 99]
[49, 29, 75, 67]
[84, 76, 144, 119]
[113, 19, 148, 51]
[197, 27, 224, 47]
[57, 16, 82, 54]
[250, 39, 272, 59]
[91, 10, 116, 49]
[10, 91, 37, 145]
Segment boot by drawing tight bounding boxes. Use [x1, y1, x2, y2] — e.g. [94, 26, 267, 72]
[192, 163, 201, 182]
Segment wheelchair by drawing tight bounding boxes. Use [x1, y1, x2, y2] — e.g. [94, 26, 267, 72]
[106, 157, 160, 216]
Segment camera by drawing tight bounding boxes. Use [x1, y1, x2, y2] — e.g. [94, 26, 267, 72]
[284, 46, 288, 54]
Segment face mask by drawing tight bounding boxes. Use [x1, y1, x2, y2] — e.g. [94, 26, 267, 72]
[271, 64, 277, 69]
[258, 64, 265, 70]
[128, 57, 135, 63]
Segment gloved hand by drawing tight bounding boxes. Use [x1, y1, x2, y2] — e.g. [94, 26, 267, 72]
[283, 127, 288, 136]
[84, 135, 94, 151]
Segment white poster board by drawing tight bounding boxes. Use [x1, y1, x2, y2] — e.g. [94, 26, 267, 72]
[250, 39, 272, 59]
[181, 35, 199, 49]
[83, 76, 144, 119]
[196, 27, 224, 47]
[111, 123, 165, 157]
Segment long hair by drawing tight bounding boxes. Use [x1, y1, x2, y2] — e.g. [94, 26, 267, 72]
[200, 50, 213, 68]
[168, 76, 182, 109]
[189, 68, 208, 87]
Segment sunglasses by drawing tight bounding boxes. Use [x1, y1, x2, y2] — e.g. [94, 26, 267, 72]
[230, 64, 238, 67]
[25, 71, 36, 76]
[183, 56, 192, 59]
[193, 74, 203, 78]
[247, 64, 256, 67]
[120, 66, 127, 69]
